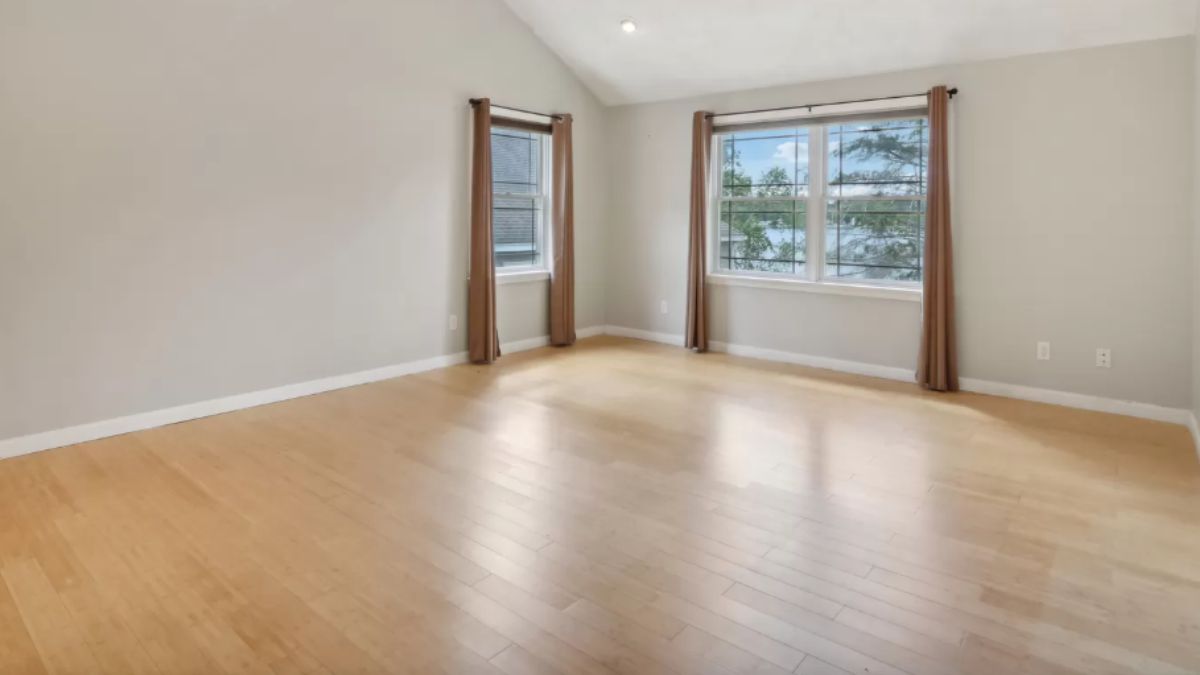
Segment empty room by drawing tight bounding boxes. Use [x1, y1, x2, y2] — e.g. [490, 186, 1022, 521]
[3, 0, 1200, 673]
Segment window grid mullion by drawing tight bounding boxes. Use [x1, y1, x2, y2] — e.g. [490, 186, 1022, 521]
[837, 125, 843, 279]
[807, 125, 825, 282]
[533, 134, 539, 269]
[729, 136, 735, 271]
[918, 118, 926, 274]
[792, 129, 799, 275]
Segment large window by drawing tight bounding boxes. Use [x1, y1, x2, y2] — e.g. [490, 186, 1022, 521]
[491, 128, 550, 270]
[716, 115, 928, 285]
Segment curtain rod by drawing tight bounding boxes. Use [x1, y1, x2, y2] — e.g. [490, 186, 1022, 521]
[468, 98, 563, 120]
[706, 88, 957, 120]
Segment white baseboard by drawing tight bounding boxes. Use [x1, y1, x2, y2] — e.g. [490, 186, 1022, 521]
[0, 326, 604, 461]
[504, 325, 607, 353]
[602, 325, 1191, 427]
[957, 377, 1189, 425]
[576, 325, 606, 339]
[2, 323, 1190, 462]
[709, 340, 914, 383]
[1188, 413, 1200, 459]
[602, 325, 685, 346]
[0, 352, 467, 461]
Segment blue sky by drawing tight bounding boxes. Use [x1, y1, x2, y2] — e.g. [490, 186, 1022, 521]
[723, 121, 927, 194]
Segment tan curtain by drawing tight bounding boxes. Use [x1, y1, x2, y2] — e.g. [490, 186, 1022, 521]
[917, 86, 958, 391]
[549, 114, 576, 346]
[469, 99, 501, 364]
[685, 111, 713, 352]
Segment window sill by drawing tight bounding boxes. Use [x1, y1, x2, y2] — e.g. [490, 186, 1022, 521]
[707, 273, 922, 302]
[497, 270, 550, 285]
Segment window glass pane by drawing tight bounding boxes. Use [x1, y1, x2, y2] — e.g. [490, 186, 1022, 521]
[825, 199, 923, 281]
[491, 129, 545, 269]
[492, 130, 540, 194]
[722, 129, 809, 198]
[717, 127, 809, 276]
[719, 200, 806, 275]
[828, 119, 927, 197]
[825, 117, 928, 282]
[494, 195, 542, 268]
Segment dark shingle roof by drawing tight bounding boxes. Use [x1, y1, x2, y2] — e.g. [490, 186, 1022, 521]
[491, 131, 542, 249]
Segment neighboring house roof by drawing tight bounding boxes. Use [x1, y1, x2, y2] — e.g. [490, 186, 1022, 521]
[492, 131, 541, 248]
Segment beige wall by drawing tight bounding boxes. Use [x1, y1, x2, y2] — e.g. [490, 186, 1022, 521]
[0, 0, 609, 439]
[607, 37, 1195, 408]
[1, 5, 1195, 444]
[1195, 17, 1200, 426]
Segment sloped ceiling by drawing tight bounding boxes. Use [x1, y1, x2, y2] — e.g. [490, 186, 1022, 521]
[500, 0, 1196, 105]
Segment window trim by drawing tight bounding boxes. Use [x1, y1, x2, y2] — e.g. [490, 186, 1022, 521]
[493, 127, 553, 277]
[706, 272, 921, 301]
[496, 269, 551, 285]
[707, 111, 928, 298]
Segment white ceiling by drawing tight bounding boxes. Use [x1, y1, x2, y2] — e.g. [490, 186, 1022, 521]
[500, 0, 1196, 105]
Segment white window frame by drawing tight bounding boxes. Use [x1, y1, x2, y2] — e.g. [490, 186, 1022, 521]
[493, 125, 553, 284]
[707, 107, 927, 302]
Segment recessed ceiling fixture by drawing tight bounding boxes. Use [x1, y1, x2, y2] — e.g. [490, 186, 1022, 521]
[620, 19, 637, 33]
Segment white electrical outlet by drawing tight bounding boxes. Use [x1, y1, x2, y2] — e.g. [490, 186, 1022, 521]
[1036, 341, 1050, 360]
[1096, 348, 1111, 368]
[448, 314, 458, 331]
[660, 300, 669, 315]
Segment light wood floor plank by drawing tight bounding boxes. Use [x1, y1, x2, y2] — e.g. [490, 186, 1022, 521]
[0, 336, 1197, 674]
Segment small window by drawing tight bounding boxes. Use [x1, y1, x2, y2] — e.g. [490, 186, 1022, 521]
[715, 114, 929, 287]
[491, 128, 550, 271]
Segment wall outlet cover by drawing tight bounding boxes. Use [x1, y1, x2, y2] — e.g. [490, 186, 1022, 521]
[1036, 341, 1050, 360]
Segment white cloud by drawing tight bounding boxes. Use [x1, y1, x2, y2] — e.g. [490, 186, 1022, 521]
[772, 140, 808, 160]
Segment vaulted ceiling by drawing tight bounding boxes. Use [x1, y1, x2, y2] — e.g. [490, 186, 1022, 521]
[501, 0, 1196, 105]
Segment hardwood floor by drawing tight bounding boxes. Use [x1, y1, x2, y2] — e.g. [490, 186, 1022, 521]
[2, 335, 1199, 674]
